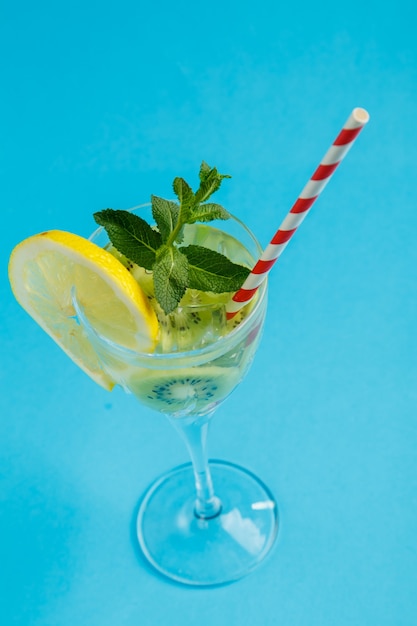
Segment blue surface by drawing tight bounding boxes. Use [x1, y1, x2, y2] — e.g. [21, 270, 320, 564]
[1, 1, 417, 624]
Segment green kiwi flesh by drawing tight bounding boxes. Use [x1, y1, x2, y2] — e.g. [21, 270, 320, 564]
[106, 243, 254, 352]
[128, 366, 240, 416]
[107, 245, 237, 350]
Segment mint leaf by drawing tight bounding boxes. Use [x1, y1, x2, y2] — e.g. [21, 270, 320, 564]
[93, 209, 161, 270]
[179, 245, 250, 293]
[153, 245, 189, 314]
[188, 202, 231, 224]
[195, 165, 231, 204]
[173, 177, 195, 212]
[151, 195, 180, 242]
[199, 161, 211, 182]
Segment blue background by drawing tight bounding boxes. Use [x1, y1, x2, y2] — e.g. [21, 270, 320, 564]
[1, 1, 416, 624]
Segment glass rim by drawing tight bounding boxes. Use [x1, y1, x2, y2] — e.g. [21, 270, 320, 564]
[85, 203, 267, 362]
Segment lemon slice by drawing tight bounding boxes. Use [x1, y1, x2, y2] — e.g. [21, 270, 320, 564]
[8, 230, 159, 390]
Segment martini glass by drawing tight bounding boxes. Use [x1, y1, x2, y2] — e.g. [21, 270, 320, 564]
[74, 205, 278, 586]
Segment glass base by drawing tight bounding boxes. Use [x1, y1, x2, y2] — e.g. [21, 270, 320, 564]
[136, 460, 279, 586]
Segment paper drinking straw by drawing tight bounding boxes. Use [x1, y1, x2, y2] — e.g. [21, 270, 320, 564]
[226, 107, 370, 319]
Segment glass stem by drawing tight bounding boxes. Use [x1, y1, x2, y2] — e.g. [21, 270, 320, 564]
[172, 417, 222, 520]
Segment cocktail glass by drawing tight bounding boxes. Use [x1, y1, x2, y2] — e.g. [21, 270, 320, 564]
[74, 204, 278, 586]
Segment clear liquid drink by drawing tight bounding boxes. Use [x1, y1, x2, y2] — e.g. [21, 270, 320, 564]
[71, 204, 277, 586]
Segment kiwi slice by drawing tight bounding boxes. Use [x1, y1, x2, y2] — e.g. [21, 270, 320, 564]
[128, 366, 240, 416]
[106, 245, 155, 298]
[156, 289, 230, 352]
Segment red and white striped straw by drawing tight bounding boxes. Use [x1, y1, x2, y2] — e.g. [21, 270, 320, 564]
[226, 107, 370, 319]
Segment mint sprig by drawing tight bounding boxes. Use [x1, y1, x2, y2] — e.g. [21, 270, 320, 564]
[93, 162, 250, 314]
